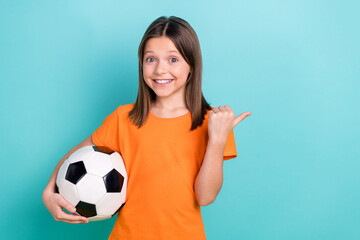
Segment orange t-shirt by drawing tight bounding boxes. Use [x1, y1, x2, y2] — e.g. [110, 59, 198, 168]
[92, 103, 237, 240]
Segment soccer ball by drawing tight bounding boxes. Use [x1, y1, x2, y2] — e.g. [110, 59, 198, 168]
[56, 145, 127, 221]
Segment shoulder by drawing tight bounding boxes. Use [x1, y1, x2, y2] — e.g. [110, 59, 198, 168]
[114, 103, 135, 114]
[111, 103, 135, 124]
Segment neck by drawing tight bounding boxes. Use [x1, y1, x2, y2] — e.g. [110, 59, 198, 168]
[152, 94, 187, 111]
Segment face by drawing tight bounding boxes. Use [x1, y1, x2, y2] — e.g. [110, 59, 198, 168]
[142, 36, 191, 101]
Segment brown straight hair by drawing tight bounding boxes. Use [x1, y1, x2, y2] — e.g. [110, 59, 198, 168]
[128, 16, 212, 130]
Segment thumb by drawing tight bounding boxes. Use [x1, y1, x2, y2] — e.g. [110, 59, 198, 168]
[233, 112, 252, 128]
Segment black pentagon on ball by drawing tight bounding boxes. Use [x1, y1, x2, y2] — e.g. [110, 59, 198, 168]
[92, 146, 115, 155]
[103, 169, 124, 193]
[76, 201, 97, 218]
[65, 161, 87, 184]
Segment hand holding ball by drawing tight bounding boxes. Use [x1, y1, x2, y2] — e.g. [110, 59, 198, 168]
[56, 146, 127, 221]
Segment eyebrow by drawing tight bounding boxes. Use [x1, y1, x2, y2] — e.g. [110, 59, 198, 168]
[144, 50, 179, 54]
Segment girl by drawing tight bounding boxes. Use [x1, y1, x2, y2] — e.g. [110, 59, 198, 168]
[43, 16, 251, 239]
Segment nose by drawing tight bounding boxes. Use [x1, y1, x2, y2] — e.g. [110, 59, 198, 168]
[154, 60, 167, 75]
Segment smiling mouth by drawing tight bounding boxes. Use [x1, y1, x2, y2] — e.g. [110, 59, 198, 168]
[153, 79, 174, 85]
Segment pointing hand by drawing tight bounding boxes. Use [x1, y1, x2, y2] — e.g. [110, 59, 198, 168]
[208, 105, 251, 143]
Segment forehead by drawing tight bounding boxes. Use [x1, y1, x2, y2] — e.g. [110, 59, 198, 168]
[144, 36, 179, 54]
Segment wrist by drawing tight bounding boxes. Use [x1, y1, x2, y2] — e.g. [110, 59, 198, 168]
[43, 187, 54, 199]
[42, 187, 51, 204]
[208, 136, 227, 146]
[207, 138, 227, 156]
[43, 181, 56, 196]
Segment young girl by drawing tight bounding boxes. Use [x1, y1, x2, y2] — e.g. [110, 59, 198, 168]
[43, 16, 251, 239]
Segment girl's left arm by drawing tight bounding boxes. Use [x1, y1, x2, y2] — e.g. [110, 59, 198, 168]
[194, 105, 251, 206]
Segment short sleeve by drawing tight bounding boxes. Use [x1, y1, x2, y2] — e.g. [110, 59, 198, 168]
[224, 129, 237, 160]
[92, 108, 121, 153]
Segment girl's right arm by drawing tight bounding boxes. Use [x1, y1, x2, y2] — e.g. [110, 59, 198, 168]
[42, 135, 94, 224]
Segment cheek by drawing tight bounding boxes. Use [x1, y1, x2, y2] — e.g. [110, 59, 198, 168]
[143, 66, 152, 78]
[173, 65, 190, 79]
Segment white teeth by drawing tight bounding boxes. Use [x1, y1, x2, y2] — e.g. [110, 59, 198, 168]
[155, 79, 172, 84]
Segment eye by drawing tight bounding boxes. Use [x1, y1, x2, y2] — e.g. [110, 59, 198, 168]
[145, 57, 155, 63]
[170, 58, 178, 63]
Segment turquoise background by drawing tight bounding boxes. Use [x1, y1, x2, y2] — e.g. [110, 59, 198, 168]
[1, 0, 359, 239]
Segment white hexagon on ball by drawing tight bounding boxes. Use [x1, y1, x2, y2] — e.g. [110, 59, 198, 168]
[58, 180, 80, 207]
[76, 173, 107, 204]
[96, 193, 123, 216]
[83, 152, 113, 177]
[67, 146, 94, 163]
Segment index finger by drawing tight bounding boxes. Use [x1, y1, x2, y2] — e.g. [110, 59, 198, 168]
[58, 209, 89, 223]
[224, 105, 233, 111]
[57, 196, 89, 223]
